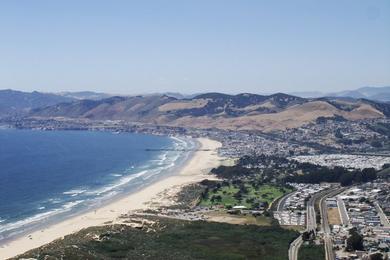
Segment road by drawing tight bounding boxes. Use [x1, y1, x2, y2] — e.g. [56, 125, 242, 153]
[288, 235, 303, 260]
[306, 188, 338, 232]
[288, 187, 339, 260]
[319, 187, 346, 260]
[275, 190, 298, 225]
[375, 202, 390, 227]
[279, 190, 302, 260]
[337, 197, 349, 226]
[277, 191, 297, 211]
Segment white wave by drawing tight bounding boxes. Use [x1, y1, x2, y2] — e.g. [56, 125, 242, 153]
[0, 199, 86, 234]
[99, 190, 119, 200]
[0, 137, 193, 238]
[111, 174, 122, 177]
[48, 198, 63, 204]
[158, 152, 168, 161]
[63, 189, 87, 196]
[170, 136, 188, 147]
[86, 170, 148, 196]
[62, 200, 84, 210]
[0, 208, 62, 234]
[157, 152, 169, 165]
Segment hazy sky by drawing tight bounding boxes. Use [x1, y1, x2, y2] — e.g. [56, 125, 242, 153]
[0, 1, 389, 95]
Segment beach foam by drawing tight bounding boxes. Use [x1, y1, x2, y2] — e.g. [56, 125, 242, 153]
[0, 135, 193, 245]
[0, 138, 222, 259]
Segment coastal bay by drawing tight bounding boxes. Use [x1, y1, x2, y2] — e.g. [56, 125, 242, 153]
[0, 137, 223, 259]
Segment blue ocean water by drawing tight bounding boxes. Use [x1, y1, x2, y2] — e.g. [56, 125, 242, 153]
[0, 129, 193, 241]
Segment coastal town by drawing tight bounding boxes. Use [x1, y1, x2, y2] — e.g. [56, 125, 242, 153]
[1, 0, 390, 258]
[324, 183, 390, 259]
[2, 115, 390, 260]
[2, 116, 390, 158]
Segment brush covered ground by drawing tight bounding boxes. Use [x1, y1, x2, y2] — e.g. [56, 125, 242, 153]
[27, 92, 389, 132]
[13, 216, 298, 260]
[298, 243, 326, 260]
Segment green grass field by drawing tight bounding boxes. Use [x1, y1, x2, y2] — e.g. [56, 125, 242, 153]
[200, 183, 291, 209]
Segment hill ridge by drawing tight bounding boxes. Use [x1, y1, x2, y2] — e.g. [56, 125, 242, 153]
[23, 92, 389, 132]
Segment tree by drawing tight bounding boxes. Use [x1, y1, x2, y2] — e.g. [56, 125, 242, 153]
[302, 230, 315, 241]
[340, 172, 354, 186]
[335, 129, 343, 139]
[370, 253, 383, 260]
[233, 190, 242, 201]
[359, 197, 367, 203]
[371, 140, 383, 148]
[382, 163, 390, 170]
[213, 195, 222, 202]
[346, 228, 364, 251]
[362, 168, 377, 182]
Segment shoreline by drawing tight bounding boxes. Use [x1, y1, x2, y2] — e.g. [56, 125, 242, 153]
[0, 137, 223, 259]
[0, 130, 194, 244]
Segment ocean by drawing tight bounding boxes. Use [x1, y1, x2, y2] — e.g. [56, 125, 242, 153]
[0, 128, 194, 242]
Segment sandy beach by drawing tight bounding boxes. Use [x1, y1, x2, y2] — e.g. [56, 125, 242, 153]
[0, 138, 223, 259]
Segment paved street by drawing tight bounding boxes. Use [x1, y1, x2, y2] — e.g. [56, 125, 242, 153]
[289, 187, 340, 260]
[375, 202, 390, 227]
[320, 188, 346, 260]
[337, 197, 349, 226]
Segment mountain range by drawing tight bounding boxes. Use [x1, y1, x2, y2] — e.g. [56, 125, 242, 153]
[291, 86, 390, 102]
[0, 89, 75, 117]
[29, 92, 389, 132]
[1, 88, 389, 132]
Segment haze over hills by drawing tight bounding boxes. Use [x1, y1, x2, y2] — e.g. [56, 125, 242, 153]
[0, 89, 75, 116]
[28, 92, 389, 132]
[58, 91, 113, 100]
[291, 86, 390, 102]
[0, 90, 116, 116]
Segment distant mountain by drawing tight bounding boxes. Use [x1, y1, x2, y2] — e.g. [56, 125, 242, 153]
[357, 86, 390, 98]
[31, 95, 176, 122]
[288, 91, 324, 98]
[143, 92, 202, 99]
[329, 90, 367, 99]
[0, 89, 75, 117]
[292, 86, 390, 102]
[58, 91, 112, 100]
[29, 92, 389, 132]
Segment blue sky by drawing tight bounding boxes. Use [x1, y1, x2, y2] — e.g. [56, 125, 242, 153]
[0, 0, 389, 94]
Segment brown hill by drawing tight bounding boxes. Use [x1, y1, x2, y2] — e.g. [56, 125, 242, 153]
[29, 93, 387, 132]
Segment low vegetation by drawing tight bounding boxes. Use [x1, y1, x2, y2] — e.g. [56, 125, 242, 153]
[15, 216, 298, 260]
[298, 243, 325, 260]
[167, 183, 205, 209]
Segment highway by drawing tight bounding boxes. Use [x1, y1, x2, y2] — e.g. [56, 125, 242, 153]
[288, 188, 338, 260]
[306, 188, 338, 232]
[288, 187, 345, 260]
[288, 235, 303, 260]
[319, 187, 346, 260]
[280, 190, 301, 260]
